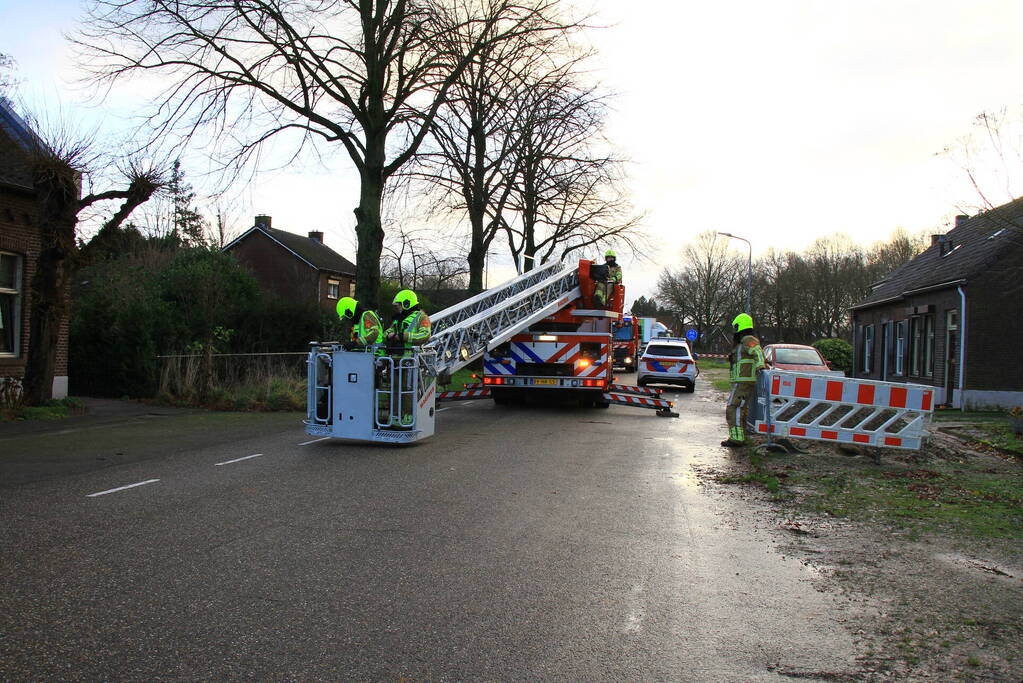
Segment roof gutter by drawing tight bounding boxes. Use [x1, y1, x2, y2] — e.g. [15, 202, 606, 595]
[850, 278, 967, 311]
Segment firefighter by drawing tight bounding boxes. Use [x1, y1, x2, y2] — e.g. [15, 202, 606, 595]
[383, 289, 432, 427]
[336, 297, 383, 348]
[593, 250, 623, 309]
[722, 313, 766, 447]
[385, 289, 432, 350]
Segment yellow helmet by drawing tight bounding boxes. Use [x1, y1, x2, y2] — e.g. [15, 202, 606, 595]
[604, 249, 617, 259]
[731, 313, 753, 332]
[393, 289, 419, 310]
[336, 297, 357, 319]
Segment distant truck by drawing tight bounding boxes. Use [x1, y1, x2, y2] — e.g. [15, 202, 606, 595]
[636, 317, 669, 351]
[612, 315, 641, 372]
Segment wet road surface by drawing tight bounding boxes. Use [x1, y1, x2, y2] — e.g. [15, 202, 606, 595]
[0, 377, 859, 681]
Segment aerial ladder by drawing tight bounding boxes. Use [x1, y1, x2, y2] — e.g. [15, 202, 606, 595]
[304, 260, 677, 444]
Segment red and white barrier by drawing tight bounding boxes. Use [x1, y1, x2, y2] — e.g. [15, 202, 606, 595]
[753, 370, 934, 450]
[437, 388, 492, 401]
[603, 392, 674, 411]
[608, 383, 663, 397]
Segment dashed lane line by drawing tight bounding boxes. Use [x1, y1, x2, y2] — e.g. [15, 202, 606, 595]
[86, 479, 160, 498]
[214, 453, 263, 466]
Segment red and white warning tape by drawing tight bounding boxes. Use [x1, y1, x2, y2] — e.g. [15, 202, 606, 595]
[437, 388, 492, 402]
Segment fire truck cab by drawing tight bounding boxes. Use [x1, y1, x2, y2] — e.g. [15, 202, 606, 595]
[482, 259, 623, 406]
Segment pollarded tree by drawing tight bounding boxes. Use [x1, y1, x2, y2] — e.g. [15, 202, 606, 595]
[74, 0, 570, 307]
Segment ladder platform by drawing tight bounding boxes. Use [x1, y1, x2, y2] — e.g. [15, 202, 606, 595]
[571, 309, 620, 318]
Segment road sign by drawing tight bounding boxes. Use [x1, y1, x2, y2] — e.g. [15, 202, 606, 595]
[686, 329, 698, 342]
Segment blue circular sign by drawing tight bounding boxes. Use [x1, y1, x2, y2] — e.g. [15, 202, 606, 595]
[686, 329, 698, 342]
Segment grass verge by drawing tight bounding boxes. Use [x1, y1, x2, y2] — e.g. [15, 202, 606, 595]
[1, 397, 87, 422]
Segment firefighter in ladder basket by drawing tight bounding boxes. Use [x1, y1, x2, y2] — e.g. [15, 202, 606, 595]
[383, 289, 432, 427]
[722, 313, 766, 447]
[336, 297, 383, 349]
[592, 250, 623, 310]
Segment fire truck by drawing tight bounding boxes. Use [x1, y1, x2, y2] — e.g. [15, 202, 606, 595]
[304, 259, 677, 444]
[612, 315, 641, 372]
[483, 260, 621, 406]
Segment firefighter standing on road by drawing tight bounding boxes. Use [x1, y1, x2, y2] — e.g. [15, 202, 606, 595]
[722, 313, 766, 447]
[383, 289, 432, 427]
[336, 297, 383, 348]
[594, 250, 623, 309]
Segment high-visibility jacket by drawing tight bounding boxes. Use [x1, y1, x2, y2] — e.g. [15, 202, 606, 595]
[607, 263, 623, 285]
[388, 308, 432, 348]
[352, 310, 383, 346]
[730, 334, 765, 383]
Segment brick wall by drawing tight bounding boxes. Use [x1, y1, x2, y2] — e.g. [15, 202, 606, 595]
[0, 188, 39, 381]
[317, 271, 355, 314]
[226, 230, 319, 304]
[964, 242, 1023, 392]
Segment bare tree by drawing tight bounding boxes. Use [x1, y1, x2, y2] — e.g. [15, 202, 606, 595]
[656, 232, 743, 348]
[501, 70, 642, 271]
[74, 0, 568, 307]
[381, 227, 467, 291]
[19, 126, 163, 404]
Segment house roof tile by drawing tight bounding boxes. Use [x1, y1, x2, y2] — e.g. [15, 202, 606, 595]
[853, 196, 1023, 310]
[225, 225, 356, 276]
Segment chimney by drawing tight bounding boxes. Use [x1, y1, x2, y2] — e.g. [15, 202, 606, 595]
[930, 234, 942, 246]
[308, 231, 324, 243]
[954, 214, 969, 228]
[255, 214, 272, 229]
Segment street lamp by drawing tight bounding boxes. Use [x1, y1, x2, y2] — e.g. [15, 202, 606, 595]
[717, 231, 752, 315]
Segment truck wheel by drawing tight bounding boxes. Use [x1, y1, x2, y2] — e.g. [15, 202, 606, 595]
[685, 383, 696, 393]
[492, 391, 511, 405]
[637, 378, 647, 387]
[595, 400, 611, 409]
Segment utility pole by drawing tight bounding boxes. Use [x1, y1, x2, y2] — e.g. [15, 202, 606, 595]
[717, 231, 752, 314]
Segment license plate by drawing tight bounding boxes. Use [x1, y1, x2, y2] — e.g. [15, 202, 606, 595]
[533, 378, 559, 385]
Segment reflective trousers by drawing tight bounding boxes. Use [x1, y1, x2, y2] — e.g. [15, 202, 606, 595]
[725, 382, 756, 439]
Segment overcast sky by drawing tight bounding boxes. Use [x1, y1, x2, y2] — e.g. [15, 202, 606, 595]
[3, 0, 1022, 302]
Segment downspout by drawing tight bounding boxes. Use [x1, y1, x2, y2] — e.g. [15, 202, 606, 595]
[957, 285, 967, 411]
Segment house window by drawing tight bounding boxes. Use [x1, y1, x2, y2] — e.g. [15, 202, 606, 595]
[924, 314, 935, 377]
[327, 279, 340, 299]
[862, 324, 874, 374]
[894, 320, 906, 376]
[348, 281, 355, 297]
[0, 252, 23, 356]
[909, 316, 924, 376]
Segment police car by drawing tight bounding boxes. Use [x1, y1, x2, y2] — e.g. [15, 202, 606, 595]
[636, 337, 698, 392]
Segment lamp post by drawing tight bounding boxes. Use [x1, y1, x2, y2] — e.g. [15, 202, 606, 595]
[717, 231, 752, 315]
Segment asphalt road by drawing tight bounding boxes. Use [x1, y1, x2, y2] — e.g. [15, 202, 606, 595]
[0, 377, 859, 682]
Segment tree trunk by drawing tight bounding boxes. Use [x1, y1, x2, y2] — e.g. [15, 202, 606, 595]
[353, 156, 386, 309]
[24, 166, 79, 405]
[466, 206, 487, 294]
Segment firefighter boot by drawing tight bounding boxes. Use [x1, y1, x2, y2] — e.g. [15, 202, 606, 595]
[721, 426, 745, 448]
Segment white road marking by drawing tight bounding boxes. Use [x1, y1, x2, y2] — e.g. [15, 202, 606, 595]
[298, 437, 330, 446]
[214, 453, 263, 466]
[436, 407, 451, 412]
[86, 479, 160, 498]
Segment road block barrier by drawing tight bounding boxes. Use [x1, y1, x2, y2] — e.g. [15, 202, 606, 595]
[752, 370, 934, 450]
[608, 383, 663, 396]
[437, 388, 491, 401]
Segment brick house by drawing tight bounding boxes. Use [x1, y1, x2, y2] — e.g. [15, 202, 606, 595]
[223, 215, 356, 314]
[850, 198, 1023, 409]
[0, 99, 69, 399]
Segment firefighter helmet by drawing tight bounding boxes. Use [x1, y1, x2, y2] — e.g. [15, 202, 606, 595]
[604, 249, 617, 259]
[336, 297, 357, 319]
[731, 313, 754, 332]
[393, 289, 419, 310]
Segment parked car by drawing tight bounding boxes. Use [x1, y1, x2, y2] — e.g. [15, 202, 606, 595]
[637, 338, 698, 391]
[763, 343, 844, 375]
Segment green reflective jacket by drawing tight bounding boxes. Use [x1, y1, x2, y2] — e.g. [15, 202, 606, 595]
[730, 334, 765, 383]
[388, 309, 432, 347]
[353, 310, 383, 346]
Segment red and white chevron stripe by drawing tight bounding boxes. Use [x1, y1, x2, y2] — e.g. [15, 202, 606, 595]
[437, 388, 492, 401]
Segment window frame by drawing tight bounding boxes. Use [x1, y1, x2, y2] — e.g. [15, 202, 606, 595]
[326, 279, 340, 299]
[0, 251, 23, 358]
[894, 320, 906, 376]
[862, 324, 875, 374]
[924, 313, 935, 377]
[910, 316, 922, 376]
